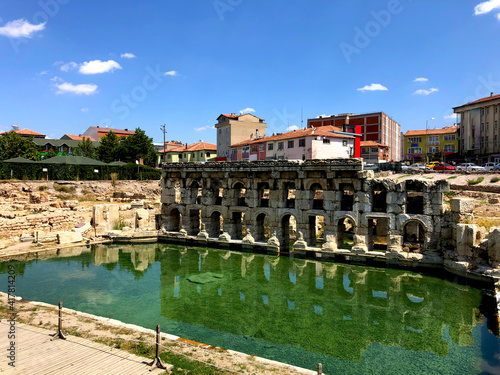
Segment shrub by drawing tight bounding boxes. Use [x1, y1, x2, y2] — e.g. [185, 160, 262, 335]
[112, 216, 127, 230]
[110, 172, 118, 187]
[53, 183, 76, 193]
[467, 177, 484, 185]
[491, 177, 500, 183]
[38, 185, 48, 191]
[444, 191, 456, 198]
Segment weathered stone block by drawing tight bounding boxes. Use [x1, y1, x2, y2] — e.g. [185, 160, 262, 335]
[57, 232, 83, 244]
[451, 198, 475, 214]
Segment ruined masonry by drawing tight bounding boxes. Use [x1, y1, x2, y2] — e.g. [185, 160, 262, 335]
[160, 159, 500, 279]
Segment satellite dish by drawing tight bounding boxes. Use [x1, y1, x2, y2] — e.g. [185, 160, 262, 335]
[12, 124, 19, 130]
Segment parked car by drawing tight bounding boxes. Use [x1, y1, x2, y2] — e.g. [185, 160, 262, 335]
[401, 164, 410, 171]
[426, 161, 440, 169]
[483, 162, 499, 171]
[433, 163, 456, 171]
[493, 164, 500, 172]
[456, 163, 486, 171]
[409, 163, 430, 171]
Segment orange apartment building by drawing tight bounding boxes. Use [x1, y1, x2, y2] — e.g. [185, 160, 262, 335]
[307, 112, 401, 161]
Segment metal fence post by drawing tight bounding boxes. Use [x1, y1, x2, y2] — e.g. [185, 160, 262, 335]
[148, 324, 168, 370]
[51, 301, 66, 340]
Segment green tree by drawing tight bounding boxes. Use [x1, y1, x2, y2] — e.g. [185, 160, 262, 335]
[117, 128, 158, 167]
[0, 131, 39, 161]
[73, 137, 96, 158]
[95, 131, 120, 163]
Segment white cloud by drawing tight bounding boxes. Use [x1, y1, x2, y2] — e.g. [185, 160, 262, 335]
[0, 19, 45, 38]
[79, 60, 122, 74]
[239, 107, 255, 115]
[413, 88, 439, 95]
[286, 125, 299, 131]
[414, 77, 428, 83]
[60, 62, 78, 72]
[195, 125, 214, 131]
[444, 114, 456, 119]
[56, 82, 98, 95]
[497, 12, 500, 19]
[357, 83, 388, 92]
[38, 71, 49, 76]
[120, 53, 136, 59]
[164, 70, 178, 76]
[81, 108, 89, 112]
[474, 0, 500, 15]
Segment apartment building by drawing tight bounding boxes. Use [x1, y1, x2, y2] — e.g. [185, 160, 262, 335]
[453, 92, 500, 163]
[307, 112, 401, 161]
[229, 127, 358, 161]
[82, 126, 135, 140]
[164, 142, 217, 163]
[403, 125, 458, 163]
[215, 113, 267, 159]
[360, 141, 389, 162]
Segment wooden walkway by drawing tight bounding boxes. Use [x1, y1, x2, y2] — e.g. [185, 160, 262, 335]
[0, 322, 168, 374]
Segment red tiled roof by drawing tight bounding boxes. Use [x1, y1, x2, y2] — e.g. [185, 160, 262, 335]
[218, 113, 265, 121]
[360, 141, 388, 148]
[63, 134, 96, 141]
[230, 127, 354, 147]
[0, 128, 45, 137]
[454, 93, 500, 108]
[92, 127, 136, 135]
[166, 142, 217, 153]
[404, 125, 457, 137]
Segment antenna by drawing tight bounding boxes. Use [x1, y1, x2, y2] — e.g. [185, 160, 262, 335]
[301, 107, 303, 128]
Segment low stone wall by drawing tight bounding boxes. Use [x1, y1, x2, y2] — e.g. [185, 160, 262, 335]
[0, 212, 83, 238]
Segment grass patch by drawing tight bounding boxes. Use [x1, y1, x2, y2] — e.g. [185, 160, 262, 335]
[425, 176, 434, 180]
[38, 185, 48, 191]
[112, 216, 127, 230]
[474, 217, 500, 231]
[444, 191, 456, 199]
[468, 177, 484, 185]
[447, 176, 458, 180]
[53, 183, 76, 194]
[491, 177, 500, 183]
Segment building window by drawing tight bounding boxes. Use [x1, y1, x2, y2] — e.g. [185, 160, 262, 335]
[361, 148, 369, 154]
[323, 138, 331, 144]
[496, 105, 499, 114]
[487, 122, 490, 130]
[167, 154, 171, 159]
[288, 140, 294, 148]
[259, 144, 265, 151]
[443, 144, 455, 153]
[371, 148, 378, 153]
[443, 134, 456, 141]
[299, 138, 305, 147]
[496, 121, 498, 129]
[218, 129, 221, 134]
[487, 107, 490, 115]
[268, 143, 274, 151]
[243, 146, 250, 152]
[179, 154, 182, 159]
[481, 109, 485, 115]
[251, 145, 258, 152]
[408, 137, 422, 143]
[428, 146, 439, 153]
[495, 135, 498, 148]
[278, 142, 284, 150]
[408, 148, 422, 154]
[342, 140, 348, 146]
[226, 127, 229, 133]
[226, 138, 229, 145]
[428, 135, 439, 143]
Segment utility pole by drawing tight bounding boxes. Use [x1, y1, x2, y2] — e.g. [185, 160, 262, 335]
[160, 124, 167, 164]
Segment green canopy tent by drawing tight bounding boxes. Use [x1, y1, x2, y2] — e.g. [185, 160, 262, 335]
[3, 157, 37, 178]
[39, 155, 107, 180]
[39, 155, 107, 165]
[107, 161, 127, 166]
[3, 157, 37, 164]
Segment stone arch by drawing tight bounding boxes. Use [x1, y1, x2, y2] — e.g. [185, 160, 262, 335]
[305, 179, 326, 191]
[210, 179, 223, 205]
[257, 182, 270, 207]
[283, 181, 296, 209]
[371, 182, 387, 213]
[255, 213, 270, 242]
[402, 219, 427, 252]
[337, 215, 357, 250]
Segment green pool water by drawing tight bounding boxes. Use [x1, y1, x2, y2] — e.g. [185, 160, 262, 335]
[1, 243, 500, 374]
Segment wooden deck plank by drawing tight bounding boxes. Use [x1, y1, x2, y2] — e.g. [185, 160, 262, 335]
[0, 322, 169, 375]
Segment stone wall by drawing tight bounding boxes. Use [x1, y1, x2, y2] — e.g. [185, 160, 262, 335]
[0, 212, 83, 239]
[159, 160, 500, 280]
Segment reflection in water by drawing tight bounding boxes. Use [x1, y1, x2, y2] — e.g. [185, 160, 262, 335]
[1, 243, 499, 374]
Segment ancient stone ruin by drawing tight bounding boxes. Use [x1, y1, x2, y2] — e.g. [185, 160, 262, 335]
[159, 159, 500, 280]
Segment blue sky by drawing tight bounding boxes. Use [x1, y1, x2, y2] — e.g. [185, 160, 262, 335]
[1, 0, 500, 144]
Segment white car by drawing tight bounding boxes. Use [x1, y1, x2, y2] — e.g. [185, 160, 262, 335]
[456, 163, 486, 171]
[409, 164, 429, 171]
[483, 162, 499, 171]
